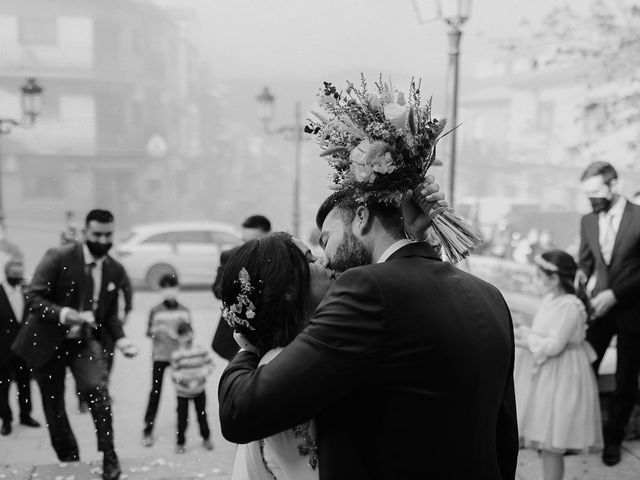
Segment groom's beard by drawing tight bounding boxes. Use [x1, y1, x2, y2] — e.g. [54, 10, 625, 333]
[327, 229, 372, 273]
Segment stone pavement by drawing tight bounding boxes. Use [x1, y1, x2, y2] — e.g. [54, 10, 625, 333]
[1, 290, 235, 480]
[2, 289, 640, 479]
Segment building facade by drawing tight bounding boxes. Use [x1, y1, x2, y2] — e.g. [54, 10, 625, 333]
[0, 0, 211, 237]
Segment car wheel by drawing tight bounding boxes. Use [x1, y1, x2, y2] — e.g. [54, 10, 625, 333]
[145, 264, 177, 290]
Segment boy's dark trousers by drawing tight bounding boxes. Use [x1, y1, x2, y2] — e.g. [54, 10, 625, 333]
[143, 360, 171, 435]
[176, 391, 210, 445]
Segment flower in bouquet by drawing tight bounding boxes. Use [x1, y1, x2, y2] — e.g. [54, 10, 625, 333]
[305, 74, 483, 262]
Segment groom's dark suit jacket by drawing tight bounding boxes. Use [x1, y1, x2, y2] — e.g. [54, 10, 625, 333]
[219, 243, 518, 480]
[579, 201, 640, 332]
[12, 243, 127, 369]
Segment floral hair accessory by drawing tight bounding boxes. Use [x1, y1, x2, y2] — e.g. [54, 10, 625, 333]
[533, 254, 559, 273]
[306, 74, 483, 262]
[221, 268, 257, 331]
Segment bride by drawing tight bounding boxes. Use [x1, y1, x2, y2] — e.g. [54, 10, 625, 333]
[220, 184, 444, 480]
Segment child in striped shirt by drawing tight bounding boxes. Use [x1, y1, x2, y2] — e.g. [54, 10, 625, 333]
[170, 321, 214, 453]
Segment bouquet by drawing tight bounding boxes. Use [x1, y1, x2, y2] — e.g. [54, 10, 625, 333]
[304, 74, 483, 262]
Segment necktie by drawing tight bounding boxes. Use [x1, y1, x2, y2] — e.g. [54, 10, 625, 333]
[602, 214, 615, 265]
[84, 262, 96, 312]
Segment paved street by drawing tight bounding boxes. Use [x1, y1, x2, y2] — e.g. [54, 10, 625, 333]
[1, 290, 236, 479]
[1, 289, 640, 479]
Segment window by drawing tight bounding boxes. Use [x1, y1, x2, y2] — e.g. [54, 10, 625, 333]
[18, 18, 57, 46]
[142, 232, 176, 244]
[174, 231, 213, 244]
[24, 175, 65, 199]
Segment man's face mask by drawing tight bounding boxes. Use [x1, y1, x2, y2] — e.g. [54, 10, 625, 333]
[86, 240, 113, 258]
[588, 196, 613, 214]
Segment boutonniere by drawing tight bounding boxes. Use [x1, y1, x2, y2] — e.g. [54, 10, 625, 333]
[107, 282, 116, 292]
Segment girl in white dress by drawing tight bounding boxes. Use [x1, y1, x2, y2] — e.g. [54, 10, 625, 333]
[514, 250, 602, 480]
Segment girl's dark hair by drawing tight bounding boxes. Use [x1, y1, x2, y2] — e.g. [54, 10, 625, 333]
[220, 232, 310, 354]
[539, 249, 593, 319]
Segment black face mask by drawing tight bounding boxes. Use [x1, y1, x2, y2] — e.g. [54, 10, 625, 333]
[589, 197, 613, 214]
[86, 240, 112, 258]
[6, 276, 23, 287]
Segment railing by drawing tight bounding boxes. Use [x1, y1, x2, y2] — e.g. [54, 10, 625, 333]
[0, 43, 94, 72]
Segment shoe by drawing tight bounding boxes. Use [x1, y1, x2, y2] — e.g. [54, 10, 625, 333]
[102, 449, 121, 480]
[142, 432, 154, 447]
[0, 421, 11, 436]
[78, 400, 89, 414]
[202, 438, 214, 451]
[59, 453, 80, 462]
[603, 442, 621, 466]
[175, 444, 186, 454]
[20, 416, 41, 428]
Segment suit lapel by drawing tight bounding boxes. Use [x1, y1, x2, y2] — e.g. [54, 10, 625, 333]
[610, 202, 634, 266]
[586, 214, 605, 265]
[0, 285, 16, 320]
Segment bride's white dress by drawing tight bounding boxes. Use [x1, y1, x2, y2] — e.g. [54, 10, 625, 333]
[231, 348, 319, 480]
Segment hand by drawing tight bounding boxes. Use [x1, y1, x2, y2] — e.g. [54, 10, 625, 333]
[591, 289, 617, 318]
[401, 175, 447, 241]
[233, 331, 259, 355]
[116, 337, 138, 358]
[65, 309, 95, 327]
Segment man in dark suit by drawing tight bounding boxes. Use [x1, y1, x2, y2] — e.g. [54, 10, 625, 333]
[211, 214, 271, 360]
[0, 259, 40, 435]
[13, 209, 137, 480]
[219, 192, 518, 479]
[578, 161, 640, 466]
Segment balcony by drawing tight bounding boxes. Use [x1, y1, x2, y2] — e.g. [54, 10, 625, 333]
[0, 42, 94, 77]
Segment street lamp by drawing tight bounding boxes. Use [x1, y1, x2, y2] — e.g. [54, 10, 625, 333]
[413, 0, 472, 208]
[0, 78, 44, 227]
[256, 87, 303, 237]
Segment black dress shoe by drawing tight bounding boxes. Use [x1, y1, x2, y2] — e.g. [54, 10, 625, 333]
[59, 453, 80, 462]
[0, 421, 11, 436]
[102, 449, 121, 480]
[19, 416, 41, 428]
[603, 442, 621, 466]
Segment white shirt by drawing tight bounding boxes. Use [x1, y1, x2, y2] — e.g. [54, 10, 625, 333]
[61, 244, 105, 326]
[82, 243, 105, 310]
[598, 196, 626, 265]
[377, 239, 412, 263]
[2, 280, 24, 323]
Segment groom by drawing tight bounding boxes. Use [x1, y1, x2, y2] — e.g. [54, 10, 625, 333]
[219, 189, 518, 479]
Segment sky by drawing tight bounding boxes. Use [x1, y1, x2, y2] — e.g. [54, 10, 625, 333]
[151, 0, 560, 83]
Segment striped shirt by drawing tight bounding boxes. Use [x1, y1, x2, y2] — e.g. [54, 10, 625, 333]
[170, 344, 213, 398]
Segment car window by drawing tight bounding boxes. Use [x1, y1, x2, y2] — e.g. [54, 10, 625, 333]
[142, 232, 176, 244]
[211, 232, 241, 246]
[174, 230, 213, 244]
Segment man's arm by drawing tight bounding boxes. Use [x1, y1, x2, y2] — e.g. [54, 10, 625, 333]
[121, 270, 133, 314]
[24, 248, 65, 323]
[578, 217, 595, 279]
[218, 267, 385, 443]
[496, 305, 519, 480]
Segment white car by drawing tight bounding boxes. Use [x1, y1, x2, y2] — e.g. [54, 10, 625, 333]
[115, 222, 242, 289]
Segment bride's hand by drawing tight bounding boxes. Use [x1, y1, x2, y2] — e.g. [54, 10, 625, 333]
[401, 175, 447, 241]
[233, 331, 259, 355]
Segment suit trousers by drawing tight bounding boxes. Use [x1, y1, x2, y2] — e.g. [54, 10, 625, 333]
[33, 337, 114, 460]
[0, 354, 33, 423]
[143, 360, 171, 434]
[587, 318, 640, 443]
[176, 391, 210, 445]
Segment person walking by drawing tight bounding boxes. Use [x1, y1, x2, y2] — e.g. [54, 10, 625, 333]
[12, 209, 138, 480]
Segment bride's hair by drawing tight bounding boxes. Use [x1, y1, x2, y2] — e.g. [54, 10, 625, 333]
[221, 232, 310, 354]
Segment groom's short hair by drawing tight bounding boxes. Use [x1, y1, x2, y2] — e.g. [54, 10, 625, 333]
[316, 191, 404, 238]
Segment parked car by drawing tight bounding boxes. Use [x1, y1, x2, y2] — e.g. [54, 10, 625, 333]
[115, 222, 242, 289]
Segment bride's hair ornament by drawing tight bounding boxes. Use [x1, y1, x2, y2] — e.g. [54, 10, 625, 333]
[221, 267, 257, 331]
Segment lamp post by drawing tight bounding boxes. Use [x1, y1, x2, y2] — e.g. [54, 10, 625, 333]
[256, 86, 303, 237]
[413, 0, 471, 208]
[0, 78, 44, 228]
